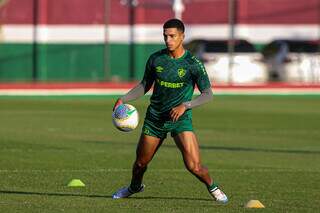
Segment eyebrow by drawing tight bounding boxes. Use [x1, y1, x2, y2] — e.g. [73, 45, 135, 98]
[163, 32, 177, 36]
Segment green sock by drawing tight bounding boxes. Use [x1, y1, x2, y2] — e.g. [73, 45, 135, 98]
[208, 182, 219, 192]
[129, 182, 142, 192]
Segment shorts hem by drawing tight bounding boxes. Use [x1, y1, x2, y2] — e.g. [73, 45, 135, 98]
[171, 129, 194, 137]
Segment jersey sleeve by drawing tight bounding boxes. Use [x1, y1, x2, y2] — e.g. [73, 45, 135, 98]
[191, 58, 212, 92]
[141, 56, 155, 92]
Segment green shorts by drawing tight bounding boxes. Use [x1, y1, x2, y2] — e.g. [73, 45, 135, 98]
[142, 117, 193, 139]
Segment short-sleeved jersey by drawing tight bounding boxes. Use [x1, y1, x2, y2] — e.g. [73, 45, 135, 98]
[141, 49, 211, 121]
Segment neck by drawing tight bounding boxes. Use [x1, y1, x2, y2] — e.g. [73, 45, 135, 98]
[168, 47, 185, 59]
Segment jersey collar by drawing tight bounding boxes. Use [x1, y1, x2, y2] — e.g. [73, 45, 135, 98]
[166, 49, 188, 61]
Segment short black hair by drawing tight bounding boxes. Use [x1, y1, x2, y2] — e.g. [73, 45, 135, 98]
[163, 19, 185, 33]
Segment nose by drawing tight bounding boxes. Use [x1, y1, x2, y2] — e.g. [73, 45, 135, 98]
[165, 36, 172, 43]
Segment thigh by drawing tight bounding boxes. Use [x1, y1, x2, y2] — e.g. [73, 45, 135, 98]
[170, 118, 193, 138]
[135, 134, 163, 164]
[173, 131, 201, 164]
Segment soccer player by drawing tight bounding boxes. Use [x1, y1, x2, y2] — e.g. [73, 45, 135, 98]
[112, 18, 228, 203]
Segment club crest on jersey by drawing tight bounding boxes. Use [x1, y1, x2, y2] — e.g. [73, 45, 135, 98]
[156, 66, 164, 73]
[178, 68, 186, 78]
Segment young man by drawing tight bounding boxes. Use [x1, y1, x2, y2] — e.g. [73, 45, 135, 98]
[112, 19, 228, 203]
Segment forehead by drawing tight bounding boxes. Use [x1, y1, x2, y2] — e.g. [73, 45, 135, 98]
[163, 28, 182, 35]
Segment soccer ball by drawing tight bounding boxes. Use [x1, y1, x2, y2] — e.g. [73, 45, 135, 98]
[112, 104, 139, 132]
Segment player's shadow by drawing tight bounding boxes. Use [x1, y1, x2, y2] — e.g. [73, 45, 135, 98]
[129, 196, 211, 201]
[163, 144, 320, 155]
[0, 190, 111, 199]
[83, 140, 320, 155]
[0, 190, 211, 201]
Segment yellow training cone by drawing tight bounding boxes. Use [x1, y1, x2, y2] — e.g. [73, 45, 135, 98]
[67, 179, 85, 187]
[245, 200, 265, 208]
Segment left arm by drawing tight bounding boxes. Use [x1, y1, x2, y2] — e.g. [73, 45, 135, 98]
[170, 88, 213, 122]
[183, 87, 213, 109]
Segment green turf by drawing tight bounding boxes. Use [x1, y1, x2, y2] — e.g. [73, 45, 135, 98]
[0, 96, 319, 212]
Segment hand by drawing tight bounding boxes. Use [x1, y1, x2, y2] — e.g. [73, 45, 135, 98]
[113, 98, 123, 111]
[170, 104, 186, 122]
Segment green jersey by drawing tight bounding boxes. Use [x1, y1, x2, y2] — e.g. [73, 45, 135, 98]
[141, 49, 211, 121]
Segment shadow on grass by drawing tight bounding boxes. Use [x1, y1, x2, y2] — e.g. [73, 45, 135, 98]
[130, 196, 212, 201]
[0, 190, 212, 202]
[84, 140, 320, 155]
[196, 145, 320, 155]
[0, 190, 111, 199]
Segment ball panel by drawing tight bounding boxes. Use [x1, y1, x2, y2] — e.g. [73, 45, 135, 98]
[112, 104, 139, 132]
[113, 104, 130, 119]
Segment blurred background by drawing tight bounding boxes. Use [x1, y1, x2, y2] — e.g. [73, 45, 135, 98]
[0, 0, 319, 84]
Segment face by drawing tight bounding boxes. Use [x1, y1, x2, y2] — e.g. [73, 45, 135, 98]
[163, 28, 184, 51]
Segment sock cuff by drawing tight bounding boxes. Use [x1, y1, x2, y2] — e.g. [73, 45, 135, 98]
[208, 182, 219, 192]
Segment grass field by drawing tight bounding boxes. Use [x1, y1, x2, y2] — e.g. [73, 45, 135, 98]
[0, 95, 319, 212]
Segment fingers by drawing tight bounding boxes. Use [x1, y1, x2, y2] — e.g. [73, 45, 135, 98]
[170, 104, 187, 122]
[113, 99, 123, 111]
[170, 110, 180, 122]
[112, 103, 118, 111]
[173, 113, 181, 122]
[169, 109, 175, 121]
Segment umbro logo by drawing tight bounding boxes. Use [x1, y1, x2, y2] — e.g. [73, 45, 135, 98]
[156, 66, 164, 73]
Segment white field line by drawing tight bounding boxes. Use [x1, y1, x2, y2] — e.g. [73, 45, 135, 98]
[0, 88, 320, 96]
[0, 168, 315, 173]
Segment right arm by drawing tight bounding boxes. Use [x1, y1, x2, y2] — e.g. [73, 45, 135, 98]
[117, 83, 146, 101]
[113, 57, 155, 111]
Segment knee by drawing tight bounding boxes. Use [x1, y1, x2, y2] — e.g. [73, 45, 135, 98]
[186, 162, 206, 175]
